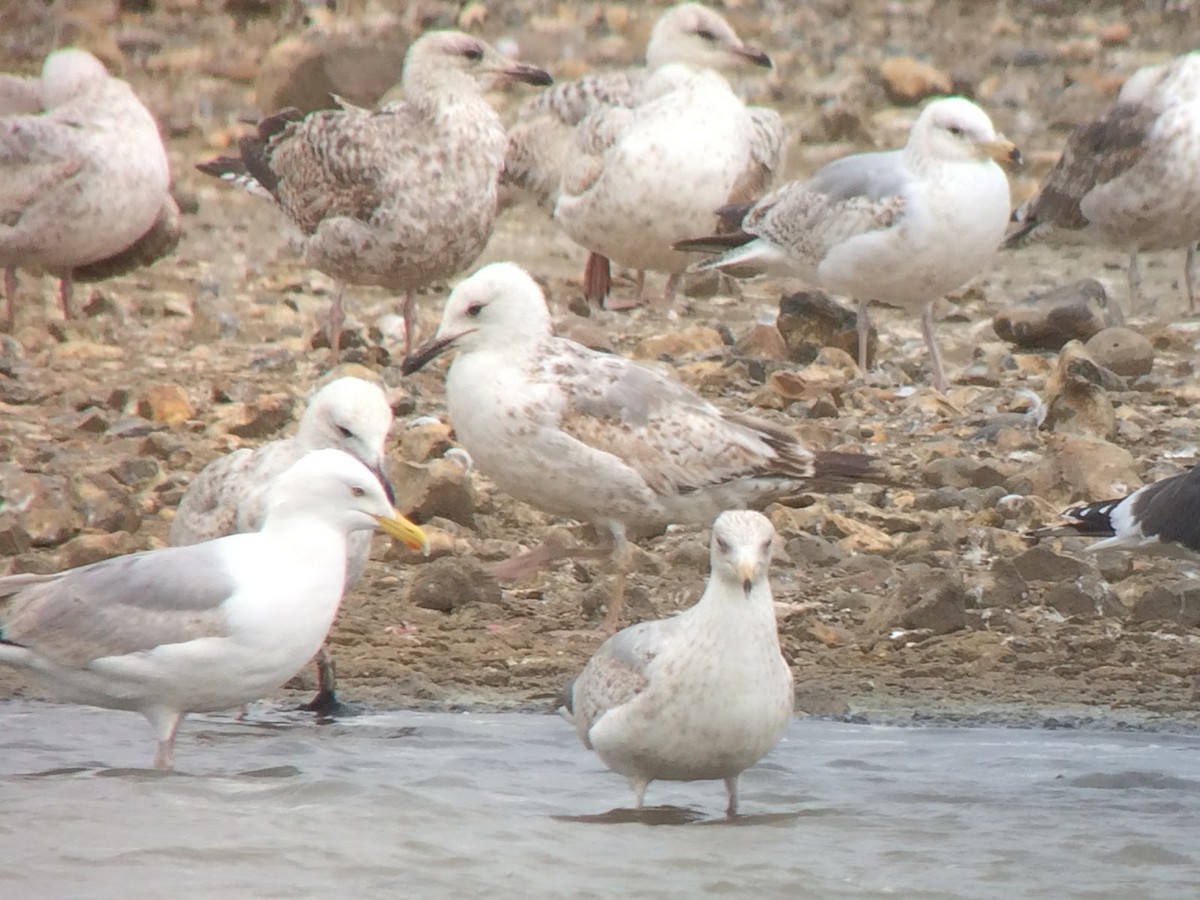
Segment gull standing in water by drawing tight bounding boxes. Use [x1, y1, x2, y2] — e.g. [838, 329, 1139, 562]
[0, 450, 427, 770]
[563, 510, 793, 816]
[678, 97, 1018, 392]
[403, 262, 874, 631]
[170, 374, 395, 712]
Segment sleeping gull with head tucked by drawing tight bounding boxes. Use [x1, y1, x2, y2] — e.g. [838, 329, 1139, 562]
[1006, 52, 1200, 313]
[170, 373, 395, 712]
[197, 30, 551, 361]
[562, 509, 793, 816]
[505, 2, 783, 309]
[677, 96, 1018, 392]
[402, 262, 874, 631]
[0, 449, 427, 770]
[0, 47, 171, 329]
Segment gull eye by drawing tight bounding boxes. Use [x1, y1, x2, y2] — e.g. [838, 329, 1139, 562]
[336, 425, 353, 439]
[463, 44, 484, 61]
[465, 302, 485, 318]
[947, 125, 964, 137]
[696, 28, 717, 41]
[715, 537, 731, 554]
[760, 539, 772, 555]
[350, 485, 366, 498]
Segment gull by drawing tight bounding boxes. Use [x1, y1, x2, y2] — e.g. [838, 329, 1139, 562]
[676, 97, 1019, 393]
[402, 262, 875, 631]
[0, 449, 427, 770]
[170, 373, 394, 712]
[562, 510, 793, 816]
[0, 47, 171, 330]
[509, 2, 782, 310]
[1006, 52, 1200, 314]
[1030, 463, 1200, 558]
[197, 30, 551, 362]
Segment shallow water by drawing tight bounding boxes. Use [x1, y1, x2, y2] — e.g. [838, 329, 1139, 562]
[1, 700, 1198, 899]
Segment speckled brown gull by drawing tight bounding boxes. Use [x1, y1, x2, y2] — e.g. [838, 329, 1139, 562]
[402, 262, 875, 631]
[505, 2, 782, 309]
[1006, 53, 1200, 314]
[0, 48, 171, 330]
[677, 97, 1018, 393]
[562, 510, 793, 816]
[198, 30, 551, 361]
[0, 450, 426, 771]
[170, 374, 394, 712]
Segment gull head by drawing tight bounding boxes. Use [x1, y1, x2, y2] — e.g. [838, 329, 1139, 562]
[299, 375, 396, 505]
[646, 3, 772, 72]
[41, 48, 108, 108]
[402, 31, 552, 95]
[912, 97, 1021, 168]
[402, 262, 551, 374]
[266, 449, 427, 553]
[709, 510, 775, 597]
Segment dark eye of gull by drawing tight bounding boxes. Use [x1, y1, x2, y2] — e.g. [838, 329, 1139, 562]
[463, 45, 484, 61]
[466, 302, 485, 318]
[716, 537, 731, 554]
[947, 125, 965, 137]
[350, 485, 366, 498]
[696, 28, 717, 41]
[336, 425, 354, 439]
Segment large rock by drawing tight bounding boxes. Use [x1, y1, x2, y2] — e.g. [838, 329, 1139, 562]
[1084, 327, 1154, 377]
[992, 279, 1123, 349]
[391, 458, 475, 527]
[406, 556, 502, 614]
[863, 566, 968, 635]
[1127, 581, 1200, 627]
[776, 290, 874, 365]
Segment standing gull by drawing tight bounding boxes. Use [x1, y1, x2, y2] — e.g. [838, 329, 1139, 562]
[198, 30, 551, 361]
[0, 450, 427, 770]
[0, 48, 171, 329]
[402, 262, 874, 631]
[170, 374, 394, 712]
[677, 97, 1019, 392]
[505, 2, 783, 308]
[1006, 53, 1200, 313]
[1030, 463, 1200, 558]
[562, 510, 793, 816]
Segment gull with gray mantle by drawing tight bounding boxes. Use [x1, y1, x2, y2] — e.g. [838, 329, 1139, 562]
[676, 97, 1019, 392]
[562, 509, 793, 816]
[197, 30, 551, 360]
[0, 450, 427, 770]
[402, 262, 874, 632]
[170, 373, 395, 712]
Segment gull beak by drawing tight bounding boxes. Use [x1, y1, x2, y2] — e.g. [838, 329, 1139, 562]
[488, 61, 553, 87]
[401, 329, 470, 375]
[737, 560, 756, 596]
[370, 463, 396, 506]
[732, 43, 773, 69]
[980, 137, 1022, 168]
[374, 510, 429, 555]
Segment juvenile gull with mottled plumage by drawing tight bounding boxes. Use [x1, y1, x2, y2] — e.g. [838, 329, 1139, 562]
[562, 510, 792, 816]
[0, 48, 171, 329]
[507, 2, 782, 309]
[170, 374, 394, 711]
[402, 262, 874, 631]
[1006, 52, 1200, 313]
[198, 30, 551, 361]
[0, 450, 427, 770]
[677, 97, 1018, 393]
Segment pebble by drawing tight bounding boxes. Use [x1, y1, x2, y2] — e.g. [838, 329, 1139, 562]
[406, 556, 501, 613]
[776, 290, 874, 365]
[1128, 581, 1200, 627]
[1084, 326, 1154, 377]
[992, 279, 1123, 349]
[137, 384, 194, 425]
[631, 326, 725, 360]
[392, 458, 476, 527]
[878, 56, 954, 105]
[862, 566, 967, 636]
[1041, 342, 1117, 439]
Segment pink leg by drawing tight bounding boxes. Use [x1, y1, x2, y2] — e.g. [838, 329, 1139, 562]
[327, 283, 345, 364]
[584, 252, 611, 305]
[921, 301, 948, 393]
[149, 709, 183, 770]
[602, 523, 629, 634]
[3, 267, 16, 331]
[59, 275, 74, 319]
[856, 298, 871, 373]
[402, 290, 416, 357]
[662, 272, 681, 316]
[1186, 244, 1197, 314]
